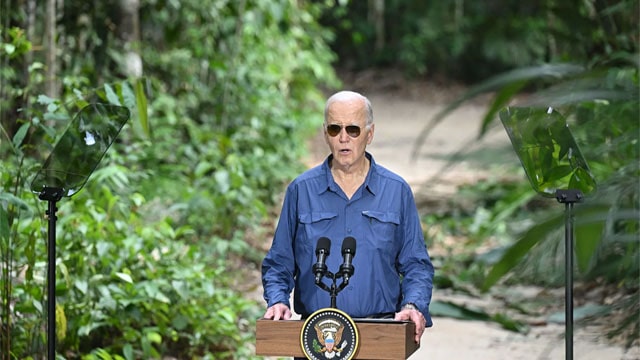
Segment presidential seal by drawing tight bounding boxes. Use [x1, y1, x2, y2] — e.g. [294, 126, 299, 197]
[300, 308, 359, 360]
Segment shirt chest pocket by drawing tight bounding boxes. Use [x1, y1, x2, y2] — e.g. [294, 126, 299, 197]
[298, 212, 338, 242]
[362, 210, 400, 246]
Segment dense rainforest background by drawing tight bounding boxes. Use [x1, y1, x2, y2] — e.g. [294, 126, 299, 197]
[1, 0, 638, 358]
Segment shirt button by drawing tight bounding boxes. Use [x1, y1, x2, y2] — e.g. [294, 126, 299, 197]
[347, 229, 352, 233]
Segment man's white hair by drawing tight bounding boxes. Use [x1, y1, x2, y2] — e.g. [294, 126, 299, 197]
[324, 90, 374, 126]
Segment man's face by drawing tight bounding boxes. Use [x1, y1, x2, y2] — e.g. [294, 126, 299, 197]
[324, 98, 374, 169]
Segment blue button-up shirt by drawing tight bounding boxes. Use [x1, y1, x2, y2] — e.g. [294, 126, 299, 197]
[262, 153, 434, 326]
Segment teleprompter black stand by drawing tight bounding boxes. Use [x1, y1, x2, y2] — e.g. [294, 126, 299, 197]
[555, 189, 583, 360]
[500, 106, 597, 360]
[30, 103, 130, 359]
[37, 187, 64, 360]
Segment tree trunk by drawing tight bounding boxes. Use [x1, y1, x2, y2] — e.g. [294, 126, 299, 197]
[369, 0, 385, 53]
[45, 0, 57, 98]
[118, 0, 143, 77]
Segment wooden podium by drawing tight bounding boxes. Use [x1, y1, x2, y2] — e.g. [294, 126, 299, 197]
[256, 318, 419, 359]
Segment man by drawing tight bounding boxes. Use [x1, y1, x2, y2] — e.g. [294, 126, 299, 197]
[261, 90, 434, 344]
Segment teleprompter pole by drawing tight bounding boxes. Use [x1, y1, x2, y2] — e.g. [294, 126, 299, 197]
[40, 187, 64, 360]
[555, 189, 583, 360]
[47, 200, 57, 359]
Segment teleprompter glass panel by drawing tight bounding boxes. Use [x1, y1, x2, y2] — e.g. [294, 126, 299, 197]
[31, 103, 130, 197]
[499, 106, 596, 198]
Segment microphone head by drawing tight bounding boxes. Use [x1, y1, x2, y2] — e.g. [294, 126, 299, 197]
[342, 236, 356, 257]
[316, 237, 331, 255]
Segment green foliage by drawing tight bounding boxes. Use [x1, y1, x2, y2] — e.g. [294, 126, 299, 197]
[415, 52, 638, 346]
[132, 0, 339, 238]
[430, 301, 528, 333]
[52, 177, 258, 358]
[2, 0, 339, 358]
[322, 0, 639, 81]
[467, 62, 639, 288]
[0, 27, 31, 58]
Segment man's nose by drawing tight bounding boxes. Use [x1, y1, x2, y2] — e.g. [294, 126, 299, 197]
[339, 128, 350, 141]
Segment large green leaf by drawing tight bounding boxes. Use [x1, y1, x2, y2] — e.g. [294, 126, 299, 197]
[573, 204, 609, 273]
[482, 212, 564, 291]
[411, 63, 585, 159]
[479, 80, 527, 137]
[430, 300, 528, 333]
[430, 300, 491, 321]
[0, 202, 9, 245]
[134, 78, 150, 137]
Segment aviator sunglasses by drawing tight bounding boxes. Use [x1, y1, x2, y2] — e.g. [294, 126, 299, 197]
[326, 124, 366, 138]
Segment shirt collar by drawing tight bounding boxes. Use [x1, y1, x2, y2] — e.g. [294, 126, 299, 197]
[320, 152, 378, 196]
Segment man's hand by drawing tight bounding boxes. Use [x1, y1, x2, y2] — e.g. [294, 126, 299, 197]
[394, 304, 427, 344]
[262, 303, 292, 320]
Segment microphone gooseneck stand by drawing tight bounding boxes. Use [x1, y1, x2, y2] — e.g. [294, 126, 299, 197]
[313, 237, 355, 309]
[315, 269, 352, 309]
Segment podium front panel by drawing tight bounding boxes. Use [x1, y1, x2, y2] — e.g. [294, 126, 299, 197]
[256, 319, 419, 359]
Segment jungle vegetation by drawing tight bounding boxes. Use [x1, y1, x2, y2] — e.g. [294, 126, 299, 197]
[1, 0, 637, 358]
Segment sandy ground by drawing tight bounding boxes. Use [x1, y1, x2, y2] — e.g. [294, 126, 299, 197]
[254, 76, 640, 359]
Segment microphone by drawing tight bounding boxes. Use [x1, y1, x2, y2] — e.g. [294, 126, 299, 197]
[313, 237, 331, 284]
[340, 236, 356, 284]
